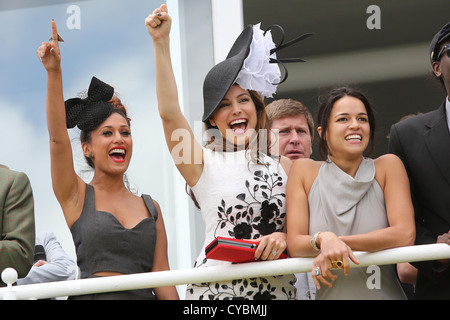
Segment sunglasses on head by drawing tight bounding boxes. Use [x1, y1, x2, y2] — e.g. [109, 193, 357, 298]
[436, 43, 450, 61]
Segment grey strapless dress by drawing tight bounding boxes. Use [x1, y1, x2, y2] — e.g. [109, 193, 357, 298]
[308, 158, 406, 300]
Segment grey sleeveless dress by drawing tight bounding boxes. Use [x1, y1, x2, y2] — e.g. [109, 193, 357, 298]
[308, 158, 406, 300]
[69, 184, 158, 300]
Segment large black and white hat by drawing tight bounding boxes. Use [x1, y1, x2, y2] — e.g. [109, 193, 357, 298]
[202, 23, 312, 122]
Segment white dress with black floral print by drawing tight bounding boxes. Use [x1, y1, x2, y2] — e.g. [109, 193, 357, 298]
[186, 148, 297, 300]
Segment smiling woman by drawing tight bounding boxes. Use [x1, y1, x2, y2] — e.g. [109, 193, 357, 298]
[316, 87, 376, 161]
[37, 20, 179, 300]
[211, 85, 257, 138]
[87, 112, 131, 167]
[204, 85, 263, 152]
[65, 86, 133, 170]
[286, 86, 416, 300]
[146, 4, 312, 300]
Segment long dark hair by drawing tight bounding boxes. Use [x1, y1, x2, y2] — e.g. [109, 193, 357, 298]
[316, 86, 376, 160]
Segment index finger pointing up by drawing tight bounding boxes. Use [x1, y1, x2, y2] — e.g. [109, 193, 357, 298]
[52, 19, 58, 40]
[49, 19, 64, 43]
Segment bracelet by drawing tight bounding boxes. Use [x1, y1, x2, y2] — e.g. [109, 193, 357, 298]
[310, 232, 321, 251]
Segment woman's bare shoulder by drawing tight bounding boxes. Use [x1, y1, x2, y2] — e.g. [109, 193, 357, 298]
[290, 158, 322, 180]
[292, 158, 322, 170]
[374, 153, 404, 172]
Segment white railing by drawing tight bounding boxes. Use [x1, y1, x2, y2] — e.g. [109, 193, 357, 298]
[1, 243, 449, 300]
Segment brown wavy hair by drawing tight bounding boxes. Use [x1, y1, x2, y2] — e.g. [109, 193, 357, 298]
[188, 88, 273, 209]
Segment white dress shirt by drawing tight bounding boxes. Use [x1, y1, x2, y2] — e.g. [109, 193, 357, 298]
[446, 97, 450, 132]
[16, 231, 77, 285]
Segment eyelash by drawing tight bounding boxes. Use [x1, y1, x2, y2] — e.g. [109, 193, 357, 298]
[102, 131, 131, 136]
[218, 97, 250, 108]
[337, 117, 368, 122]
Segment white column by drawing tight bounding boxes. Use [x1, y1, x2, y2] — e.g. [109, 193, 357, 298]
[211, 0, 244, 63]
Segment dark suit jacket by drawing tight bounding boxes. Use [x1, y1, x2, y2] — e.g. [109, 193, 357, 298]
[0, 168, 35, 286]
[389, 101, 450, 299]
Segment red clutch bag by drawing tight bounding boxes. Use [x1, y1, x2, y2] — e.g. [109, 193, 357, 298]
[205, 236, 287, 263]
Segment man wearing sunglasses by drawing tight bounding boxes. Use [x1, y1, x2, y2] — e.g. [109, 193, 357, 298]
[388, 22, 450, 300]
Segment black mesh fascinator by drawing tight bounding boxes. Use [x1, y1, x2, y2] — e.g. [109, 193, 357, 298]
[65, 76, 115, 131]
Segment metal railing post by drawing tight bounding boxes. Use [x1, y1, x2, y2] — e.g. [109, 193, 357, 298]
[1, 268, 18, 300]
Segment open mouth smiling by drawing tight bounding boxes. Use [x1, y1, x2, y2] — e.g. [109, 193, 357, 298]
[109, 146, 126, 163]
[229, 118, 248, 135]
[345, 134, 362, 142]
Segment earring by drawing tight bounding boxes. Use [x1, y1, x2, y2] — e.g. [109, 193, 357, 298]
[88, 153, 93, 159]
[211, 122, 216, 126]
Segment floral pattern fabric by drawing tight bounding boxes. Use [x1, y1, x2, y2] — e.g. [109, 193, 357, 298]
[186, 149, 296, 300]
[215, 167, 286, 240]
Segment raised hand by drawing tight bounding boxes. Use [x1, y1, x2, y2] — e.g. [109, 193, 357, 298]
[145, 4, 171, 41]
[37, 20, 62, 72]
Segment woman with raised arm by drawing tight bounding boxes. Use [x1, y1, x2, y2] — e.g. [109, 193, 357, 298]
[146, 4, 312, 300]
[286, 86, 415, 300]
[37, 20, 178, 300]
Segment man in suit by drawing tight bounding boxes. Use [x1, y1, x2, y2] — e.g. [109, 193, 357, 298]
[0, 165, 35, 286]
[388, 22, 450, 299]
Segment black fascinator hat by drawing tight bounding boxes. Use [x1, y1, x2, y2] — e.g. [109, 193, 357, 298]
[65, 76, 115, 131]
[202, 24, 312, 122]
[202, 26, 253, 122]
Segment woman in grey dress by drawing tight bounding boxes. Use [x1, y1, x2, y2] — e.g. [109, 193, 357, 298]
[37, 20, 178, 299]
[286, 87, 415, 299]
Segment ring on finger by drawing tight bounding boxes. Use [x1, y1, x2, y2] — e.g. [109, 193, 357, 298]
[272, 251, 277, 257]
[331, 260, 344, 269]
[314, 266, 321, 276]
[48, 34, 64, 42]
